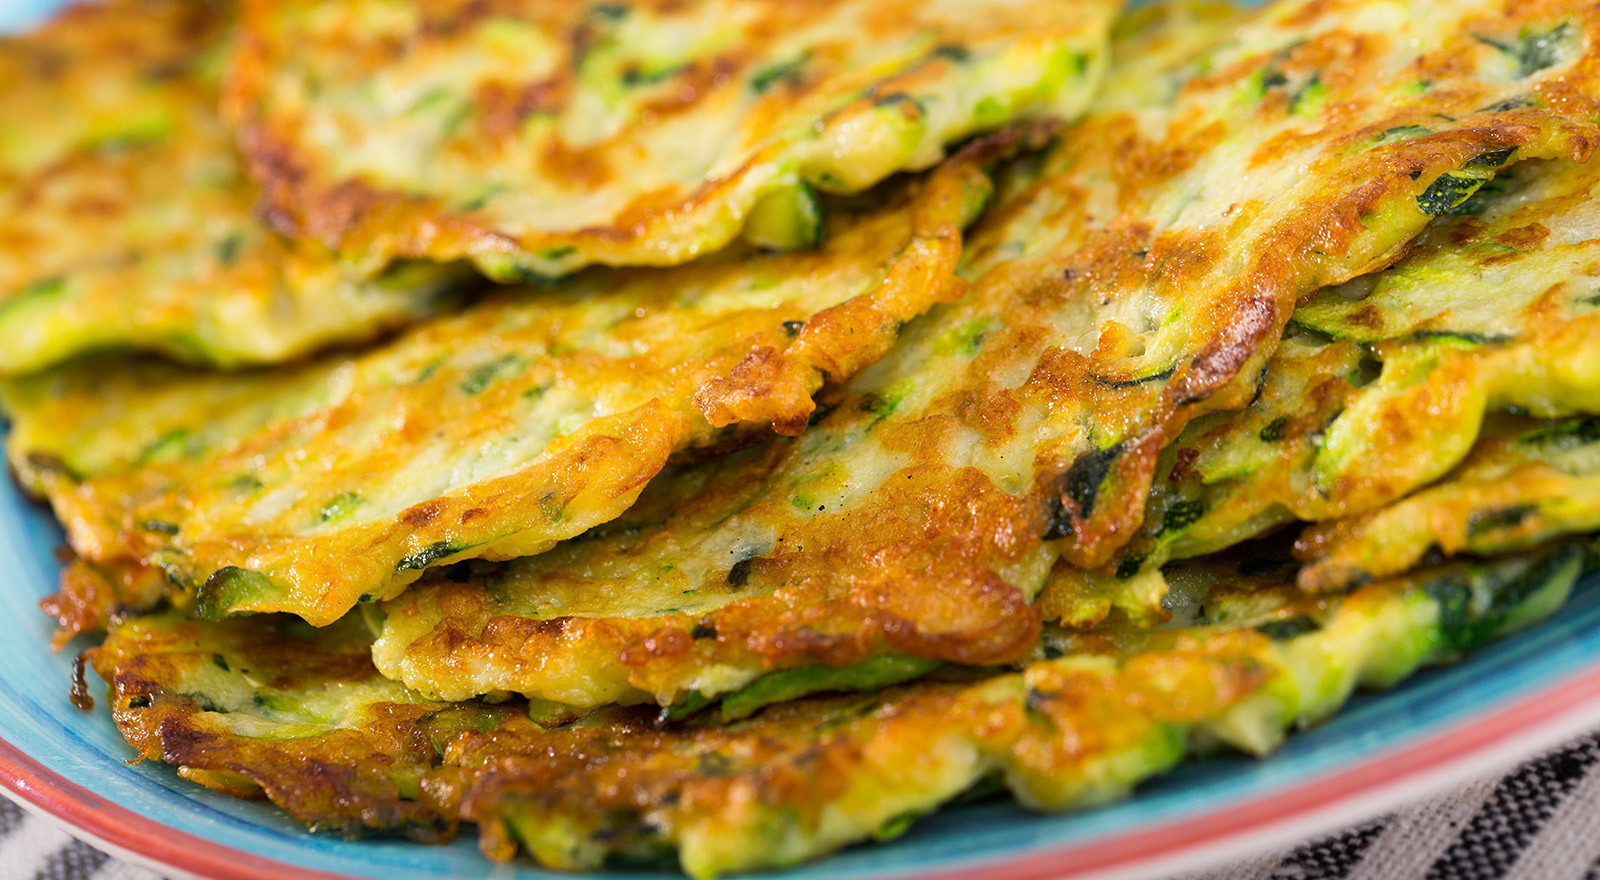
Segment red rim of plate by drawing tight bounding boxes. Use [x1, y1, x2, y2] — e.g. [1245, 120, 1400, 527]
[4, 662, 1600, 880]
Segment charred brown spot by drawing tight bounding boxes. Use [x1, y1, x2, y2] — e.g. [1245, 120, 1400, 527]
[485, 615, 572, 641]
[402, 501, 446, 528]
[1171, 294, 1280, 407]
[1168, 447, 1201, 484]
[70, 652, 94, 711]
[477, 79, 570, 142]
[620, 628, 696, 666]
[23, 451, 75, 478]
[1494, 221, 1551, 252]
[538, 138, 615, 191]
[1344, 303, 1384, 330]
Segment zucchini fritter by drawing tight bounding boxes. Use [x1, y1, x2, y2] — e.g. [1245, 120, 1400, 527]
[372, 0, 1600, 709]
[90, 542, 1590, 878]
[2, 137, 1018, 627]
[1116, 156, 1600, 580]
[91, 610, 509, 838]
[0, 0, 463, 375]
[223, 0, 1120, 279]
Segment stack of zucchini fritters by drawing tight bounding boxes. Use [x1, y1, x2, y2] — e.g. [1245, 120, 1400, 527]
[5, 0, 1600, 876]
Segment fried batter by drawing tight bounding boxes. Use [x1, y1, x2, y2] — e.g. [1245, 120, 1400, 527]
[0, 0, 463, 375]
[2, 135, 1020, 626]
[224, 0, 1120, 278]
[91, 542, 1590, 877]
[1113, 156, 1600, 583]
[374, 0, 1600, 708]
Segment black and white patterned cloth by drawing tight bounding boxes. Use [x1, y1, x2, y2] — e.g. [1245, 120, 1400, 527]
[1180, 733, 1600, 880]
[4, 733, 1600, 880]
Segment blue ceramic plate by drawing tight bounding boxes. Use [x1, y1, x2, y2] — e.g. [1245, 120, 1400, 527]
[5, 3, 1600, 878]
[0, 0, 62, 32]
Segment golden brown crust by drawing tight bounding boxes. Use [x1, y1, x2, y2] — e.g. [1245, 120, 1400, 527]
[692, 123, 1055, 433]
[224, 0, 1118, 278]
[89, 606, 1278, 875]
[0, 0, 462, 375]
[4, 134, 1024, 626]
[377, 0, 1600, 709]
[1001, 14, 1600, 566]
[92, 545, 1580, 877]
[41, 558, 170, 650]
[441, 634, 1268, 873]
[93, 613, 465, 837]
[1106, 152, 1600, 589]
[0, 0, 216, 183]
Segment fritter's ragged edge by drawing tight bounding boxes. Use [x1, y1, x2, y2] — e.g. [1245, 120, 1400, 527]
[0, 0, 207, 180]
[979, 409, 1600, 631]
[42, 558, 169, 651]
[1296, 415, 1600, 591]
[0, 0, 465, 376]
[89, 542, 1592, 878]
[223, 0, 1120, 280]
[88, 611, 513, 838]
[371, 0, 1600, 710]
[1110, 154, 1600, 586]
[1, 131, 1029, 628]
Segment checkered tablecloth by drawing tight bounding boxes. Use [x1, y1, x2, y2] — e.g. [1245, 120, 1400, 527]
[5, 732, 1600, 880]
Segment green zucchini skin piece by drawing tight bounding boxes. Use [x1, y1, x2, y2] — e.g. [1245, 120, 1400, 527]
[676, 655, 945, 723]
[741, 181, 827, 252]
